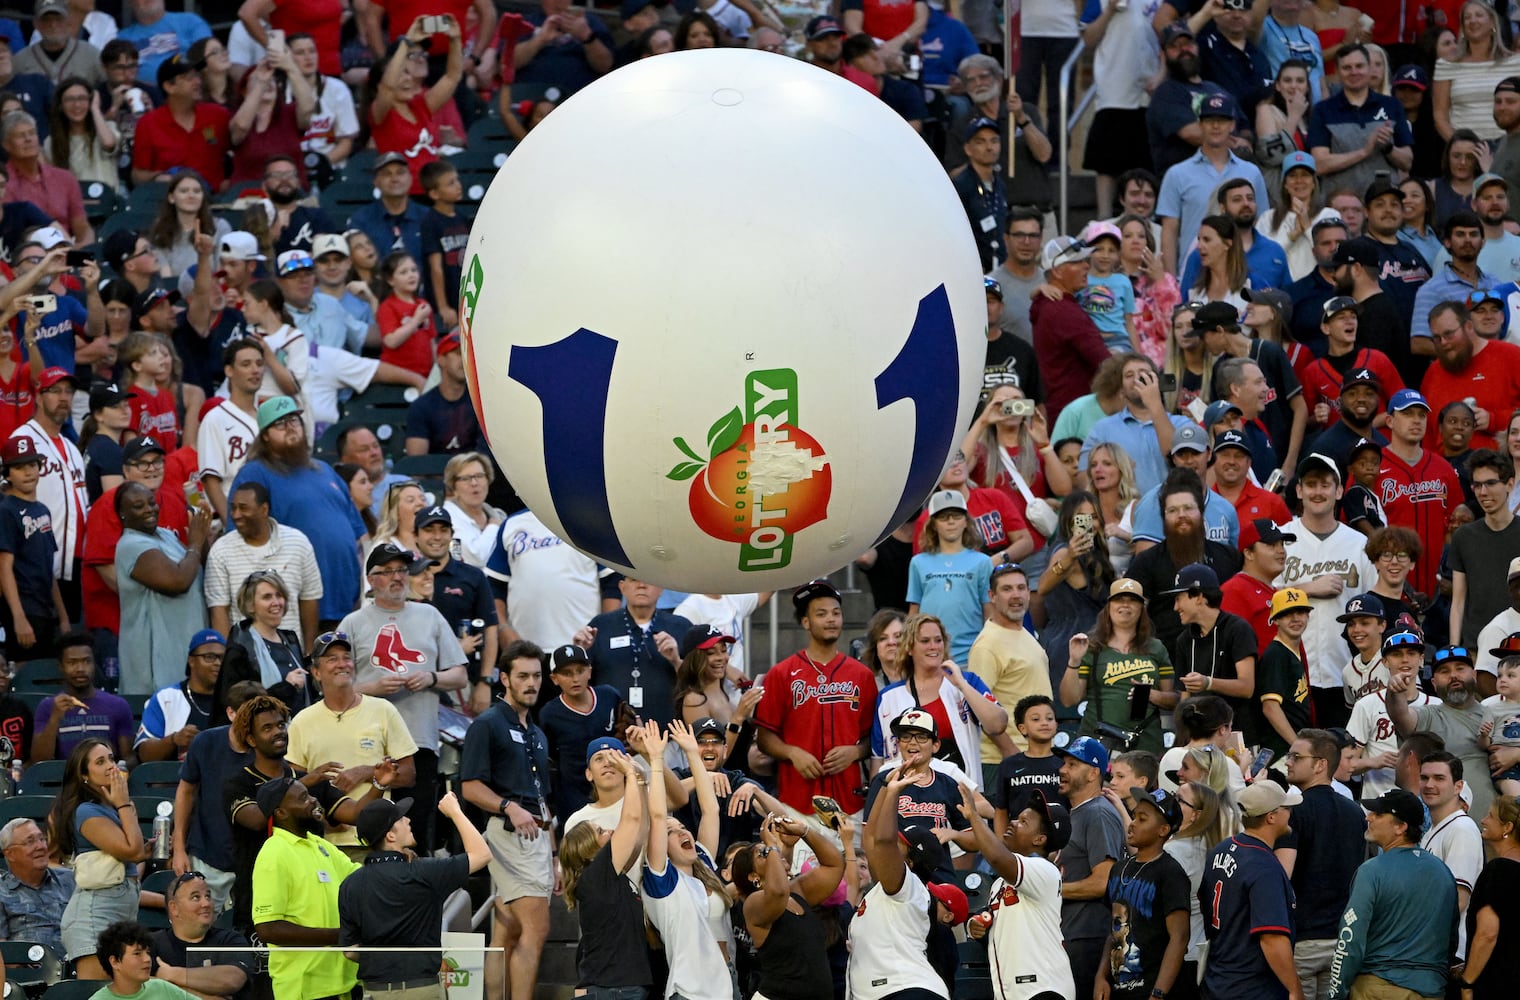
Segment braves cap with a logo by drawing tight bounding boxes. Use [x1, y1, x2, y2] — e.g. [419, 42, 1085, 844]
[1337, 592, 1386, 623]
[1340, 367, 1380, 394]
[891, 708, 938, 738]
[552, 644, 591, 672]
[121, 436, 165, 464]
[680, 624, 736, 659]
[805, 15, 845, 38]
[89, 383, 130, 411]
[1393, 64, 1430, 91]
[1161, 562, 1222, 596]
[0, 436, 42, 468]
[413, 504, 452, 532]
[1240, 517, 1298, 550]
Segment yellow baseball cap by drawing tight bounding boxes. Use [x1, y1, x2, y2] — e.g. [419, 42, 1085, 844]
[1270, 588, 1311, 620]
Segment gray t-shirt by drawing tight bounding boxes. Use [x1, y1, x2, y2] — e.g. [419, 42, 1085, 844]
[1494, 133, 1520, 222]
[988, 263, 1043, 344]
[343, 601, 467, 751]
[1414, 700, 1495, 821]
[1059, 793, 1127, 941]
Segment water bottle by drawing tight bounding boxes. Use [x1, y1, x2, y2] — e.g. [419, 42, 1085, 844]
[152, 802, 172, 861]
[102, 656, 119, 692]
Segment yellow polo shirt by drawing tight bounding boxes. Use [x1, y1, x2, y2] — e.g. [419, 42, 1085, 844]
[286, 695, 420, 846]
[252, 826, 360, 999]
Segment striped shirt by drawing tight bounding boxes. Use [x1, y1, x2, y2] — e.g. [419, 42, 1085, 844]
[203, 519, 323, 633]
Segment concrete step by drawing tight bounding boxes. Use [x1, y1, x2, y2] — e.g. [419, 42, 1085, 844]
[548, 892, 577, 942]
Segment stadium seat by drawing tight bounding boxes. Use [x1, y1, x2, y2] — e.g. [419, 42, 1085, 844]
[466, 116, 510, 147]
[140, 868, 174, 895]
[42, 979, 106, 1000]
[127, 761, 182, 798]
[959, 868, 992, 913]
[339, 147, 377, 182]
[125, 181, 169, 214]
[98, 211, 153, 246]
[16, 690, 46, 714]
[348, 383, 418, 410]
[12, 659, 61, 691]
[0, 795, 53, 826]
[393, 453, 449, 478]
[17, 759, 66, 795]
[0, 939, 64, 994]
[319, 178, 380, 219]
[121, 692, 151, 720]
[81, 182, 117, 227]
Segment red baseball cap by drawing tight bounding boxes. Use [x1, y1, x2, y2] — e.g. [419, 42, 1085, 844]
[438, 332, 462, 356]
[37, 367, 78, 391]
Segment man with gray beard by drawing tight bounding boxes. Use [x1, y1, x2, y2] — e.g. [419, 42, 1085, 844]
[944, 55, 1052, 183]
[1386, 643, 1497, 820]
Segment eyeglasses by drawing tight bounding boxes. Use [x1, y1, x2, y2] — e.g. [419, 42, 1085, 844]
[369, 566, 408, 578]
[1179, 798, 1200, 810]
[1008, 230, 1043, 240]
[17, 256, 43, 266]
[1164, 504, 1200, 516]
[268, 414, 302, 431]
[1473, 477, 1506, 490]
[1376, 551, 1412, 563]
[897, 732, 935, 745]
[1283, 752, 1323, 763]
[189, 652, 224, 663]
[454, 473, 488, 484]
[126, 457, 165, 470]
[109, 60, 139, 70]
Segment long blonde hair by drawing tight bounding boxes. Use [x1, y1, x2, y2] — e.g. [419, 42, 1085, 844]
[1164, 304, 1198, 414]
[373, 480, 425, 546]
[1456, 1, 1511, 60]
[1089, 442, 1139, 506]
[1177, 779, 1239, 846]
[973, 386, 1039, 487]
[558, 822, 603, 910]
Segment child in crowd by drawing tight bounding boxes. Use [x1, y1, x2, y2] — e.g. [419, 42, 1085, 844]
[377, 251, 437, 379]
[1108, 750, 1158, 794]
[1255, 589, 1314, 758]
[119, 331, 180, 451]
[0, 435, 65, 659]
[907, 490, 993, 665]
[988, 694, 1064, 838]
[1077, 222, 1138, 354]
[1338, 592, 1389, 708]
[1479, 657, 1520, 796]
[1341, 437, 1386, 537]
[420, 161, 473, 331]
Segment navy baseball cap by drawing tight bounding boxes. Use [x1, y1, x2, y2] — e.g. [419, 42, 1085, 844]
[964, 116, 999, 142]
[1202, 399, 1243, 428]
[1340, 367, 1380, 394]
[805, 15, 845, 39]
[1053, 735, 1109, 775]
[1212, 429, 1251, 455]
[1160, 22, 1194, 45]
[1337, 592, 1386, 623]
[1382, 629, 1424, 652]
[1197, 91, 1238, 120]
[1130, 786, 1184, 832]
[1388, 388, 1430, 414]
[587, 736, 626, 758]
[1029, 788, 1072, 851]
[1394, 64, 1430, 90]
[413, 504, 452, 532]
[681, 624, 736, 659]
[1321, 295, 1362, 322]
[1161, 562, 1222, 596]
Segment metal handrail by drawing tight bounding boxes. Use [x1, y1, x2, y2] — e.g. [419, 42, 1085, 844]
[1057, 40, 1094, 235]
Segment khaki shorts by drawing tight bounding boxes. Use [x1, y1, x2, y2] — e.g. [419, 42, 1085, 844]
[485, 815, 553, 903]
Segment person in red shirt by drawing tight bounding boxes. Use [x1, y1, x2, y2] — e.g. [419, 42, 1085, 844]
[1378, 389, 1463, 599]
[369, 15, 464, 195]
[130, 56, 232, 191]
[1032, 236, 1112, 423]
[1420, 298, 1520, 452]
[377, 252, 436, 378]
[119, 326, 181, 452]
[1299, 296, 1404, 429]
[1221, 517, 1298, 653]
[239, 0, 346, 78]
[1211, 429, 1292, 525]
[840, 0, 927, 54]
[910, 450, 1034, 564]
[753, 579, 878, 821]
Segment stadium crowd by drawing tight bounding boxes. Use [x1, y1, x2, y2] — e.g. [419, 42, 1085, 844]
[9, 0, 1520, 999]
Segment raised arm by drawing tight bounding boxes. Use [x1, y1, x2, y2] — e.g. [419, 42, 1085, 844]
[607, 747, 647, 873]
[644, 723, 670, 872]
[669, 720, 720, 857]
[866, 764, 917, 895]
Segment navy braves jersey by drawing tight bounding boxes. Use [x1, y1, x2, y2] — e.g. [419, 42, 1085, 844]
[1199, 833, 1296, 1000]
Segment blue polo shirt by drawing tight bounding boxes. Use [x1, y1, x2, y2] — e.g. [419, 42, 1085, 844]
[459, 699, 551, 808]
[1411, 262, 1491, 340]
[1156, 151, 1270, 268]
[1078, 408, 1197, 495]
[1181, 232, 1293, 293]
[1131, 482, 1241, 545]
[1198, 23, 1273, 109]
[1257, 15, 1325, 98]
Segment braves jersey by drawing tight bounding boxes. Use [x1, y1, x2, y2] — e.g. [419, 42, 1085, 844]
[9, 420, 86, 579]
[847, 871, 950, 1000]
[1346, 688, 1438, 798]
[1341, 653, 1388, 708]
[753, 652, 877, 814]
[1299, 354, 1404, 427]
[1277, 518, 1377, 688]
[1200, 833, 1296, 1000]
[1376, 447, 1461, 596]
[196, 399, 258, 486]
[127, 384, 180, 453]
[984, 856, 1075, 1000]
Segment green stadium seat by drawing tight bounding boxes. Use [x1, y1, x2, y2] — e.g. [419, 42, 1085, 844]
[0, 795, 53, 827]
[0, 939, 64, 993]
[17, 759, 66, 795]
[12, 659, 61, 692]
[42, 978, 109, 1000]
[127, 760, 183, 798]
[125, 181, 169, 213]
[81, 181, 117, 226]
[393, 453, 449, 478]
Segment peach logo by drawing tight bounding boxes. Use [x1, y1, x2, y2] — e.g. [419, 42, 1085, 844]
[667, 368, 831, 572]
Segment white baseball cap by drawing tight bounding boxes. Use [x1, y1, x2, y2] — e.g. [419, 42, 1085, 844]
[312, 233, 350, 259]
[31, 226, 71, 250]
[218, 231, 266, 262]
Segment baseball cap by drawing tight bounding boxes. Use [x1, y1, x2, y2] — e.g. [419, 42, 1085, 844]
[792, 579, 841, 618]
[1240, 518, 1298, 550]
[587, 736, 626, 758]
[1212, 429, 1251, 455]
[1382, 629, 1424, 652]
[373, 151, 409, 172]
[438, 332, 462, 356]
[805, 15, 845, 38]
[1161, 562, 1221, 596]
[413, 504, 452, 532]
[0, 437, 42, 468]
[926, 882, 970, 926]
[1237, 780, 1303, 817]
[1498, 75, 1520, 95]
[37, 367, 78, 392]
[1337, 592, 1387, 623]
[1053, 735, 1109, 775]
[1477, 172, 1510, 194]
[132, 287, 174, 320]
[927, 489, 968, 517]
[254, 775, 298, 818]
[1249, 287, 1294, 321]
[1029, 788, 1072, 851]
[963, 116, 999, 142]
[355, 796, 415, 847]
[1364, 787, 1425, 834]
[1083, 220, 1123, 245]
[1202, 399, 1243, 427]
[692, 717, 724, 741]
[621, 0, 658, 16]
[276, 250, 315, 276]
[899, 825, 949, 878]
[219, 231, 266, 262]
[1340, 367, 1380, 394]
[984, 276, 1004, 300]
[681, 624, 736, 659]
[891, 708, 938, 738]
[1160, 21, 1195, 44]
[29, 226, 70, 252]
[1129, 786, 1184, 832]
[405, 551, 439, 577]
[1508, 555, 1520, 581]
[551, 644, 590, 672]
[1170, 423, 1208, 455]
[157, 54, 194, 88]
[1489, 631, 1520, 659]
[1363, 177, 1405, 205]
[1348, 436, 1383, 463]
[1041, 235, 1093, 271]
[186, 628, 225, 654]
[1296, 452, 1341, 483]
[256, 396, 302, 432]
[121, 437, 165, 464]
[1197, 91, 1238, 120]
[1109, 578, 1146, 602]
[1191, 300, 1242, 333]
[102, 229, 141, 274]
[1387, 388, 1430, 414]
[88, 383, 130, 411]
[1329, 236, 1381, 268]
[311, 233, 349, 259]
[311, 630, 352, 658]
[1394, 64, 1430, 90]
[1321, 295, 1362, 322]
[1269, 587, 1311, 620]
[1281, 150, 1317, 175]
[34, 0, 68, 15]
[365, 541, 412, 573]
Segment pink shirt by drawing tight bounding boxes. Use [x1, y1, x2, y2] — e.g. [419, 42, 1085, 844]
[5, 160, 84, 236]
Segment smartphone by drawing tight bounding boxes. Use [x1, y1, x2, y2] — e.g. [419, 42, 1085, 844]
[419, 14, 450, 33]
[266, 28, 285, 54]
[1159, 372, 1177, 393]
[1000, 398, 1035, 417]
[1072, 512, 1094, 535]
[1128, 683, 1152, 721]
[1248, 747, 1275, 778]
[64, 249, 91, 268]
[24, 294, 56, 314]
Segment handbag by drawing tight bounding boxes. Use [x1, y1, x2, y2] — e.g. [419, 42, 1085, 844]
[72, 849, 125, 890]
[997, 448, 1059, 538]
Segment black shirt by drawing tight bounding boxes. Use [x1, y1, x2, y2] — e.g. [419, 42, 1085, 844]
[150, 924, 251, 990]
[429, 558, 498, 684]
[338, 851, 471, 983]
[573, 841, 653, 988]
[404, 387, 483, 454]
[861, 535, 912, 614]
[1468, 856, 1520, 999]
[1252, 640, 1312, 755]
[1126, 540, 1243, 650]
[1276, 784, 1367, 940]
[985, 330, 1044, 403]
[0, 692, 33, 766]
[1105, 850, 1192, 999]
[174, 308, 249, 396]
[459, 700, 551, 817]
[988, 751, 1064, 819]
[674, 765, 762, 859]
[1172, 610, 1259, 727]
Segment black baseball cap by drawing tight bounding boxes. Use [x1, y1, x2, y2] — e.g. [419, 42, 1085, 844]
[1340, 367, 1381, 394]
[551, 644, 590, 672]
[1321, 295, 1362, 322]
[1364, 788, 1425, 836]
[1364, 177, 1405, 205]
[692, 717, 724, 741]
[121, 436, 165, 464]
[89, 383, 130, 411]
[680, 624, 736, 659]
[413, 504, 452, 532]
[1191, 300, 1242, 333]
[366, 542, 412, 573]
[792, 579, 841, 617]
[1329, 236, 1381, 268]
[254, 775, 298, 818]
[1029, 788, 1071, 851]
[356, 796, 415, 847]
[1212, 429, 1251, 455]
[1161, 562, 1222, 596]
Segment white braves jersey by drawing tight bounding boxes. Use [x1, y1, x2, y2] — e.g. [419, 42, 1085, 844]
[1342, 653, 1388, 708]
[846, 872, 949, 1000]
[1422, 810, 1483, 956]
[985, 856, 1075, 1000]
[1276, 518, 1376, 687]
[1347, 689, 1438, 798]
[196, 400, 258, 484]
[10, 421, 86, 579]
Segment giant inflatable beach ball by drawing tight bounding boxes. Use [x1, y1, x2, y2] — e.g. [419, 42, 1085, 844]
[459, 48, 985, 593]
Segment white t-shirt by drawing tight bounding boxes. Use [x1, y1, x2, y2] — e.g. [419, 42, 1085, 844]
[847, 871, 948, 1000]
[564, 797, 623, 834]
[672, 592, 762, 676]
[1022, 0, 1080, 36]
[1276, 518, 1378, 688]
[702, 0, 753, 38]
[486, 509, 612, 651]
[986, 856, 1075, 1000]
[1085, 0, 1161, 111]
[1421, 809, 1483, 956]
[1347, 689, 1438, 799]
[306, 345, 379, 429]
[196, 399, 258, 486]
[642, 858, 731, 1000]
[302, 77, 360, 159]
[1476, 607, 1520, 676]
[226, 20, 265, 67]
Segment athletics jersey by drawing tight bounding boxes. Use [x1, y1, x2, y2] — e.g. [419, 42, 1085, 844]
[1299, 354, 1404, 426]
[753, 652, 877, 814]
[847, 871, 949, 1000]
[1277, 518, 1376, 688]
[1346, 688, 1438, 799]
[1200, 833, 1297, 1000]
[984, 857, 1074, 1000]
[1376, 447, 1461, 596]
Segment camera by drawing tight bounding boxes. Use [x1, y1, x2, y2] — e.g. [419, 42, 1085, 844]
[24, 294, 56, 314]
[1001, 398, 1035, 417]
[1095, 721, 1142, 752]
[1159, 372, 1177, 393]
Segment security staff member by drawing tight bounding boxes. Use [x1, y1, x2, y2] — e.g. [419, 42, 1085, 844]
[338, 791, 492, 999]
[460, 639, 555, 1000]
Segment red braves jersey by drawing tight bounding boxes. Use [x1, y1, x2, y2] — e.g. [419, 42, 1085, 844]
[1419, 339, 1520, 451]
[754, 652, 878, 814]
[1377, 447, 1461, 596]
[128, 385, 180, 453]
[1220, 573, 1275, 654]
[1299, 350, 1404, 427]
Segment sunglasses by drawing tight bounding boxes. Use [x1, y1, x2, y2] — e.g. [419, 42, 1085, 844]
[1433, 645, 1472, 665]
[170, 870, 206, 894]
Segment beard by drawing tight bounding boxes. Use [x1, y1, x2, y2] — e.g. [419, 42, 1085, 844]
[969, 83, 1002, 104]
[1437, 345, 1473, 373]
[1167, 53, 1200, 80]
[255, 434, 312, 474]
[1232, 209, 1257, 230]
[1443, 681, 1472, 707]
[1165, 522, 1204, 566]
[1334, 272, 1354, 294]
[268, 184, 303, 206]
[296, 814, 327, 837]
